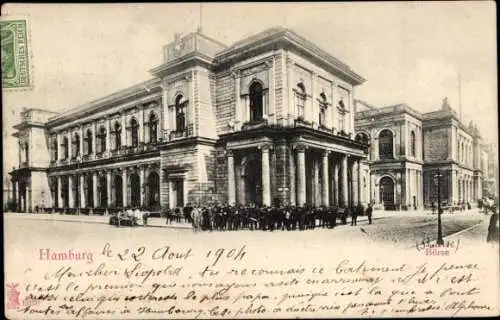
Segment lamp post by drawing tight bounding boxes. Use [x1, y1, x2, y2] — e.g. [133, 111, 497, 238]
[434, 169, 444, 245]
[76, 155, 82, 215]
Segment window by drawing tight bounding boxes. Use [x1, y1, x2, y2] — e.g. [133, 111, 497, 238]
[85, 129, 93, 155]
[73, 133, 80, 157]
[338, 116, 345, 132]
[24, 141, 29, 164]
[410, 130, 416, 157]
[97, 126, 106, 153]
[337, 87, 350, 111]
[378, 129, 394, 159]
[112, 121, 121, 150]
[249, 82, 264, 122]
[319, 92, 327, 127]
[130, 118, 139, 147]
[296, 83, 306, 118]
[149, 112, 158, 143]
[52, 138, 58, 161]
[175, 95, 187, 132]
[63, 136, 69, 159]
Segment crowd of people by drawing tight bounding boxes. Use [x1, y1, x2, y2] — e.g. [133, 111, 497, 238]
[165, 203, 374, 232]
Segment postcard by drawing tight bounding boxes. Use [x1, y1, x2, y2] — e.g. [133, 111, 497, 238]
[3, 2, 499, 319]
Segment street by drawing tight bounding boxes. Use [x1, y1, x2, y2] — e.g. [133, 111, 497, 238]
[4, 209, 490, 250]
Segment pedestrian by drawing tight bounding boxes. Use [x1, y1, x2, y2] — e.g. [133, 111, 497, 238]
[350, 205, 358, 226]
[366, 203, 373, 224]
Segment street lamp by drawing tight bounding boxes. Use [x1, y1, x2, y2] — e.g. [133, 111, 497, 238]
[433, 169, 444, 245]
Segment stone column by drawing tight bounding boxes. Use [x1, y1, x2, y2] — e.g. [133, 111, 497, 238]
[138, 108, 144, 144]
[80, 174, 86, 208]
[333, 161, 339, 206]
[313, 156, 320, 206]
[340, 154, 348, 207]
[357, 159, 362, 206]
[296, 145, 306, 206]
[92, 172, 98, 208]
[288, 147, 296, 206]
[57, 176, 63, 208]
[268, 60, 275, 124]
[351, 160, 358, 206]
[121, 114, 126, 148]
[140, 166, 145, 206]
[322, 151, 330, 206]
[56, 133, 61, 161]
[68, 175, 74, 208]
[91, 122, 97, 155]
[227, 150, 236, 205]
[79, 126, 84, 156]
[261, 145, 271, 207]
[105, 118, 111, 153]
[67, 132, 72, 160]
[106, 171, 112, 207]
[122, 169, 127, 207]
[233, 72, 241, 129]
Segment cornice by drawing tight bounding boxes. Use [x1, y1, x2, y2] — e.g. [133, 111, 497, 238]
[47, 79, 162, 128]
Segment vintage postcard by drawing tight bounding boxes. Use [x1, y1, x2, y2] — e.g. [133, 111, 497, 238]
[3, 2, 499, 319]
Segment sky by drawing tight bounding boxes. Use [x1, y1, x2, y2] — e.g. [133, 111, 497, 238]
[2, 2, 497, 174]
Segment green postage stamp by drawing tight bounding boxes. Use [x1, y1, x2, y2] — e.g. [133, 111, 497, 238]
[1, 18, 31, 89]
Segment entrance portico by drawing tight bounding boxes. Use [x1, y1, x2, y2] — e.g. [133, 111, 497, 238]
[222, 126, 367, 207]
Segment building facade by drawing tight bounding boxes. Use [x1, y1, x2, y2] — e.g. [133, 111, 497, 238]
[355, 97, 488, 210]
[421, 98, 484, 207]
[10, 27, 369, 213]
[355, 101, 424, 210]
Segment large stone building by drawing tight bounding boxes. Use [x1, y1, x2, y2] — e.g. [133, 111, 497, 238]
[9, 27, 370, 213]
[355, 97, 488, 210]
[355, 101, 424, 210]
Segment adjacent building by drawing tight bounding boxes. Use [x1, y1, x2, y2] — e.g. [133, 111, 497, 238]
[355, 101, 424, 210]
[9, 27, 369, 213]
[355, 97, 488, 210]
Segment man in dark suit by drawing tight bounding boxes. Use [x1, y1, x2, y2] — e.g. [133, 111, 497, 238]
[366, 203, 373, 224]
[350, 205, 358, 226]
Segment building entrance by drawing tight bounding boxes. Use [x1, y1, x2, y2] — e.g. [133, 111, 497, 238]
[243, 157, 262, 206]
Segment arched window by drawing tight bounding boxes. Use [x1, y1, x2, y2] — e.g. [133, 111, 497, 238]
[97, 126, 106, 153]
[149, 112, 158, 143]
[85, 129, 93, 155]
[319, 92, 327, 127]
[410, 130, 416, 157]
[113, 121, 121, 150]
[63, 136, 69, 159]
[73, 133, 80, 157]
[296, 83, 306, 118]
[175, 95, 186, 132]
[249, 82, 264, 122]
[130, 118, 139, 147]
[378, 129, 394, 159]
[355, 132, 369, 145]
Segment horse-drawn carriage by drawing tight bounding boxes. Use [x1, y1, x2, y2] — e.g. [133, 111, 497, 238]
[109, 209, 149, 227]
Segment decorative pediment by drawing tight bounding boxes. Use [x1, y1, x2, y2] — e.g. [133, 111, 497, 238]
[239, 62, 270, 95]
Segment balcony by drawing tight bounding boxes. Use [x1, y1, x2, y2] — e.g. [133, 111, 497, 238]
[242, 119, 268, 131]
[82, 154, 94, 161]
[169, 130, 188, 141]
[294, 117, 313, 128]
[318, 124, 335, 135]
[336, 130, 352, 139]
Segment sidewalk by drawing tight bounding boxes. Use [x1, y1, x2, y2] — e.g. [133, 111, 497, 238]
[5, 212, 192, 229]
[5, 208, 482, 230]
